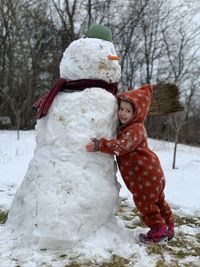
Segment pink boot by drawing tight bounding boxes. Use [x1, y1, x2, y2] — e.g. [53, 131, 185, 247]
[140, 225, 167, 244]
[167, 223, 174, 241]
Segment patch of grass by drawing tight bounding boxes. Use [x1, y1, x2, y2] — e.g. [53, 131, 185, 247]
[125, 224, 137, 229]
[60, 254, 67, 258]
[174, 214, 200, 227]
[116, 199, 140, 229]
[193, 246, 200, 256]
[131, 207, 139, 214]
[116, 201, 129, 215]
[155, 259, 179, 267]
[146, 230, 200, 265]
[195, 233, 200, 242]
[64, 255, 130, 267]
[64, 264, 81, 267]
[147, 243, 165, 255]
[169, 234, 189, 249]
[0, 211, 8, 224]
[176, 250, 189, 259]
[100, 255, 129, 267]
[121, 214, 133, 221]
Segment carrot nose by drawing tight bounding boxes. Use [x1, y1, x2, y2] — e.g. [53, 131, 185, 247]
[107, 54, 121, 60]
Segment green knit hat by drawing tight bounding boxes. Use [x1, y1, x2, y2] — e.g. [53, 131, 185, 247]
[85, 24, 112, 42]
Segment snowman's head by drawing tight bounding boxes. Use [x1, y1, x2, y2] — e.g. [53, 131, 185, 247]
[60, 37, 121, 83]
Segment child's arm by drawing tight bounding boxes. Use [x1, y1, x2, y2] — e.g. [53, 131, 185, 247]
[86, 124, 145, 156]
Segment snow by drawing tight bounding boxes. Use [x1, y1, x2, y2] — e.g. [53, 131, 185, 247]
[1, 130, 200, 266]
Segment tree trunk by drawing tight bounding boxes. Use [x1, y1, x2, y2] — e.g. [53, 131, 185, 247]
[172, 126, 181, 169]
[172, 140, 177, 169]
[16, 111, 21, 140]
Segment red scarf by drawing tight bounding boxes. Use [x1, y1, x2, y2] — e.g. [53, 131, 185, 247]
[32, 78, 118, 119]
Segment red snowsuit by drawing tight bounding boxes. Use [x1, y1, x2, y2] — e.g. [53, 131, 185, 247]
[98, 84, 174, 228]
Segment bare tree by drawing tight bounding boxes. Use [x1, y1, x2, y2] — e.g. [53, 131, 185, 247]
[160, 3, 200, 167]
[168, 112, 185, 169]
[0, 0, 61, 135]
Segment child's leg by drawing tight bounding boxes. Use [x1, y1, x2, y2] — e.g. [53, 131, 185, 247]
[135, 196, 165, 228]
[125, 175, 171, 243]
[134, 197, 168, 243]
[157, 189, 174, 240]
[132, 180, 169, 243]
[132, 178, 166, 228]
[158, 191, 174, 226]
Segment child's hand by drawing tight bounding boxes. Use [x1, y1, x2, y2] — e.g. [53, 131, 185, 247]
[86, 138, 99, 152]
[86, 141, 95, 152]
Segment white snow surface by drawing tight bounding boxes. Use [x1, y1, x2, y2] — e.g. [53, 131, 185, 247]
[1, 130, 200, 266]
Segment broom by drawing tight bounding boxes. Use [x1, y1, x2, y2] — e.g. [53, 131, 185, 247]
[148, 82, 185, 116]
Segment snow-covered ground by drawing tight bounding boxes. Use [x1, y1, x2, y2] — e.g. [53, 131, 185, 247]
[0, 130, 200, 267]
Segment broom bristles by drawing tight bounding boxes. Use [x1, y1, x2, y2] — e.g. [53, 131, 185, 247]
[148, 82, 185, 116]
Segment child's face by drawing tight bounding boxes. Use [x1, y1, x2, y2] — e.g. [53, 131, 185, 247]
[118, 100, 134, 124]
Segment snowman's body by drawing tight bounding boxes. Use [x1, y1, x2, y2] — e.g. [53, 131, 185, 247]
[7, 38, 122, 249]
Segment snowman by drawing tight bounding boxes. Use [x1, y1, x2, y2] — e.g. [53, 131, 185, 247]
[7, 25, 124, 249]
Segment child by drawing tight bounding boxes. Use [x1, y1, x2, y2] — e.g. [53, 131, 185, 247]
[86, 84, 174, 244]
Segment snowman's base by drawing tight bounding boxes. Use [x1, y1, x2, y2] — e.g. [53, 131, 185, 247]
[1, 216, 137, 266]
